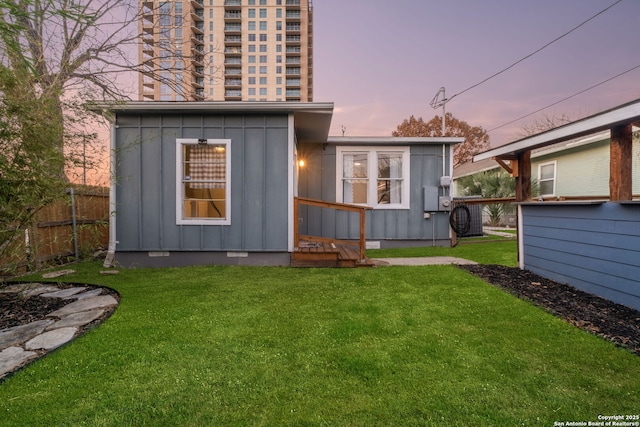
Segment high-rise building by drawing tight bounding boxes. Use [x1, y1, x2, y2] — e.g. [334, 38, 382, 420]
[139, 0, 313, 102]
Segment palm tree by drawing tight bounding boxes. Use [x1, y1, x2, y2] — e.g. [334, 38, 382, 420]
[457, 170, 515, 226]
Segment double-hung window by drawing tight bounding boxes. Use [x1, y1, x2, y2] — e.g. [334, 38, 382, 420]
[176, 139, 231, 225]
[337, 147, 410, 209]
[538, 161, 556, 196]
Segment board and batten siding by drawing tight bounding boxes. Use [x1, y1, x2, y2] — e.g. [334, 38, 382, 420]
[521, 202, 640, 310]
[297, 143, 452, 245]
[114, 113, 290, 259]
[532, 141, 610, 197]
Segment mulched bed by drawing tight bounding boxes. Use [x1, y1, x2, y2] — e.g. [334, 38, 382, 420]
[459, 264, 640, 356]
[0, 283, 120, 331]
[0, 292, 73, 330]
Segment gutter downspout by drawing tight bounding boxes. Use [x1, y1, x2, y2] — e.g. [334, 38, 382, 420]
[103, 121, 117, 268]
[287, 113, 296, 254]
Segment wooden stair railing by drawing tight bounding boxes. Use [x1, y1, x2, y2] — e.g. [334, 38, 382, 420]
[293, 197, 372, 265]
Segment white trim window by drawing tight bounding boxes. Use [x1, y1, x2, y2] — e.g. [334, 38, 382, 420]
[538, 161, 556, 196]
[336, 146, 410, 209]
[176, 138, 231, 225]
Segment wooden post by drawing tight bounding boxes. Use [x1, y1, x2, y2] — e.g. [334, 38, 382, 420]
[514, 150, 530, 267]
[610, 124, 633, 201]
[359, 208, 366, 262]
[515, 150, 531, 202]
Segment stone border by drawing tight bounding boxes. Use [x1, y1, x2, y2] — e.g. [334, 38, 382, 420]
[0, 282, 119, 381]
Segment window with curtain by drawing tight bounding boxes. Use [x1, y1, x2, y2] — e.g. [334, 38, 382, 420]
[176, 139, 231, 225]
[337, 147, 410, 209]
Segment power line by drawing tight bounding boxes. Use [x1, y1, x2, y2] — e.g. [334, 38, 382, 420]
[487, 63, 640, 133]
[447, 0, 623, 103]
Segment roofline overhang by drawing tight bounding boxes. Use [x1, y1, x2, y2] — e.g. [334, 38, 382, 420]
[474, 98, 640, 162]
[89, 100, 335, 115]
[326, 136, 465, 145]
[89, 100, 335, 144]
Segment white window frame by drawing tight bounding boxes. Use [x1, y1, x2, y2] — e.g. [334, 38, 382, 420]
[176, 138, 231, 225]
[537, 160, 557, 196]
[336, 146, 410, 209]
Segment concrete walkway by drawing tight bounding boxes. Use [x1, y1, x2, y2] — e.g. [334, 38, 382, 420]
[371, 256, 477, 266]
[0, 282, 118, 381]
[483, 226, 518, 239]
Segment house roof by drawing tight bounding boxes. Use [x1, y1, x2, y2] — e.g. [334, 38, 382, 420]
[455, 130, 611, 178]
[454, 158, 498, 178]
[474, 98, 640, 161]
[91, 101, 334, 144]
[326, 136, 465, 146]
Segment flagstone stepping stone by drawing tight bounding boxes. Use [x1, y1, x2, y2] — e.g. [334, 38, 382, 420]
[21, 285, 62, 297]
[47, 309, 105, 330]
[25, 327, 78, 351]
[48, 295, 118, 318]
[0, 320, 54, 349]
[0, 347, 38, 378]
[66, 288, 103, 300]
[99, 270, 119, 275]
[41, 269, 76, 279]
[40, 287, 86, 299]
[0, 283, 42, 294]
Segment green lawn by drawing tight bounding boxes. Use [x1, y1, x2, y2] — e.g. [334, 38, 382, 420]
[1, 241, 639, 426]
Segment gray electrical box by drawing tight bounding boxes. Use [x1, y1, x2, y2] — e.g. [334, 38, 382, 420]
[439, 196, 452, 211]
[440, 176, 451, 187]
[423, 186, 439, 212]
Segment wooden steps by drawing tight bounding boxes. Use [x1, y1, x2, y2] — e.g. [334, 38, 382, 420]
[293, 197, 372, 268]
[291, 241, 373, 268]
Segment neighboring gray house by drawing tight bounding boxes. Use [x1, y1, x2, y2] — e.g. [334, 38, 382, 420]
[100, 102, 462, 267]
[474, 98, 640, 311]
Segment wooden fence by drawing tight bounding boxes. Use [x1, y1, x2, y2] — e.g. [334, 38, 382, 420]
[1, 187, 109, 275]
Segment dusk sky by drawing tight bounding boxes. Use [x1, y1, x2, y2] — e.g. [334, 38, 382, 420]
[312, 0, 640, 147]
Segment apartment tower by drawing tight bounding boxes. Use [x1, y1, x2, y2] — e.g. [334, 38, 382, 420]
[139, 0, 313, 101]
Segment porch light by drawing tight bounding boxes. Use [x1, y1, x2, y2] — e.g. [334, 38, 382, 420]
[298, 159, 305, 167]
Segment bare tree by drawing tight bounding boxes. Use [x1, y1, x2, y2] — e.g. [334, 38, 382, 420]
[519, 113, 573, 137]
[0, 0, 205, 147]
[0, 1, 144, 169]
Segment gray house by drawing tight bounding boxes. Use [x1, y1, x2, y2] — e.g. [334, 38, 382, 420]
[100, 102, 462, 267]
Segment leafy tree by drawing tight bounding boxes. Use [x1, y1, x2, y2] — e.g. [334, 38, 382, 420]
[0, 0, 145, 264]
[392, 113, 490, 167]
[0, 61, 68, 265]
